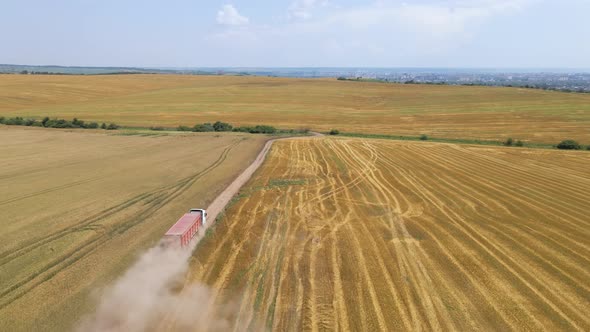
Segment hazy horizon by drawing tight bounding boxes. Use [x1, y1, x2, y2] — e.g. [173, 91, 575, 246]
[3, 64, 590, 73]
[1, 0, 589, 68]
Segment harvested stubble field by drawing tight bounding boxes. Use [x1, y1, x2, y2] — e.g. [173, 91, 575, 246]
[1, 74, 590, 144]
[178, 137, 590, 331]
[0, 126, 268, 331]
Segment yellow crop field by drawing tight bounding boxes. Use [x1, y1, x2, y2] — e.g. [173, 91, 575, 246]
[1, 74, 590, 144]
[0, 126, 268, 331]
[177, 137, 590, 331]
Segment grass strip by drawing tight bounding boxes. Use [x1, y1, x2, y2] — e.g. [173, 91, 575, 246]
[337, 132, 559, 149]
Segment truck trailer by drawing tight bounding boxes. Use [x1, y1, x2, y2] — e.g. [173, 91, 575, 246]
[163, 209, 207, 248]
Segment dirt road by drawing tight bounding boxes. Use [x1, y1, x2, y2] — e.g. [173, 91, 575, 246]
[205, 133, 322, 226]
[153, 134, 324, 332]
[204, 139, 273, 224]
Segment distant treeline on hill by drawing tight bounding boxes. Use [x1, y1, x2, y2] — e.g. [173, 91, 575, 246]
[0, 69, 218, 76]
[459, 82, 590, 94]
[0, 64, 181, 75]
[0, 116, 119, 130]
[0, 70, 151, 76]
[337, 77, 590, 94]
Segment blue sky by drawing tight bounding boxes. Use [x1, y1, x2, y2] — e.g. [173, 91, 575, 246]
[1, 0, 589, 68]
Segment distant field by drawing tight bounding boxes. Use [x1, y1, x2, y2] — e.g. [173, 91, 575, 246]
[1, 74, 589, 144]
[0, 126, 268, 331]
[175, 137, 590, 331]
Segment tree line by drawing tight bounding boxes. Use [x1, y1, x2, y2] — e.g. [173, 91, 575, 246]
[0, 117, 304, 135]
[176, 121, 281, 134]
[0, 116, 119, 130]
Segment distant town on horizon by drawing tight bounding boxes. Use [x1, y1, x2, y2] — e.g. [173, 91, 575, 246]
[3, 64, 590, 93]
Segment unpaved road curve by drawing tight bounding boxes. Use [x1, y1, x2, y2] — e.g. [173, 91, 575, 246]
[205, 133, 322, 225]
[204, 140, 273, 224]
[155, 134, 323, 332]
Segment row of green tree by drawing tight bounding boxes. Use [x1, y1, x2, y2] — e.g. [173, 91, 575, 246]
[508, 138, 590, 150]
[555, 139, 589, 150]
[503, 138, 525, 147]
[0, 116, 119, 130]
[176, 121, 278, 134]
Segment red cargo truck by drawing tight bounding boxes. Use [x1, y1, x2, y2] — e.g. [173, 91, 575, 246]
[163, 209, 206, 248]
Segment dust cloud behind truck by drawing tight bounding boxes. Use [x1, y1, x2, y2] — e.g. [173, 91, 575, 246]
[163, 209, 207, 248]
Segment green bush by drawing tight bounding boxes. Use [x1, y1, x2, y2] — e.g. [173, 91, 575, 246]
[587, 145, 590, 151]
[504, 137, 513, 146]
[150, 126, 165, 131]
[177, 125, 192, 131]
[515, 140, 524, 147]
[0, 116, 104, 130]
[420, 134, 428, 141]
[24, 118, 37, 126]
[279, 128, 304, 134]
[232, 126, 250, 133]
[46, 119, 74, 128]
[329, 129, 340, 135]
[43, 119, 57, 127]
[72, 118, 85, 127]
[213, 121, 233, 132]
[232, 125, 277, 134]
[251, 125, 276, 134]
[556, 139, 581, 150]
[175, 121, 280, 134]
[1, 116, 106, 129]
[193, 123, 215, 132]
[5, 117, 25, 125]
[0, 116, 5, 124]
[107, 123, 119, 130]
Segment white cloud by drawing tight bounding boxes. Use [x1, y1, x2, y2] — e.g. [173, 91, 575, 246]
[331, 0, 533, 29]
[288, 0, 328, 20]
[216, 4, 249, 26]
[203, 0, 539, 66]
[304, 0, 537, 48]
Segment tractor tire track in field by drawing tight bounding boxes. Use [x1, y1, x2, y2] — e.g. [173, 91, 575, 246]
[0, 176, 103, 206]
[0, 139, 240, 266]
[158, 135, 324, 332]
[0, 139, 243, 310]
[180, 137, 590, 331]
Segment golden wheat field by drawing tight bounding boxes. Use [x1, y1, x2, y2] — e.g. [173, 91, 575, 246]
[1, 74, 590, 144]
[0, 126, 268, 331]
[174, 137, 590, 331]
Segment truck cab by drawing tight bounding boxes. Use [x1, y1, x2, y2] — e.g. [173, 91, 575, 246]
[189, 208, 207, 226]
